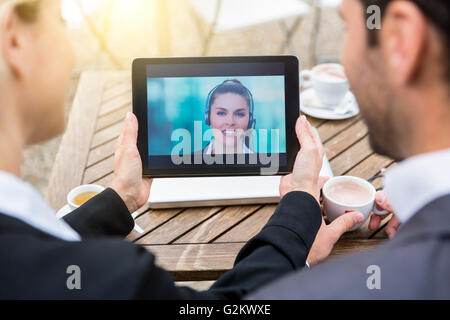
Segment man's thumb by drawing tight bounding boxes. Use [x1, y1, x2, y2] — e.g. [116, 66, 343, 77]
[375, 190, 393, 212]
[329, 211, 365, 237]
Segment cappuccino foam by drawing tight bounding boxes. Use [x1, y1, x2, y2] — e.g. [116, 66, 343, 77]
[326, 180, 372, 206]
[315, 65, 347, 83]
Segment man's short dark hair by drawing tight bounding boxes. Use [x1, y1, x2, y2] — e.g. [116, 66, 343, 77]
[360, 0, 450, 82]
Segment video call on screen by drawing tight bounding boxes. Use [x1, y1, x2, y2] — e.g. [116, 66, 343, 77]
[146, 62, 287, 168]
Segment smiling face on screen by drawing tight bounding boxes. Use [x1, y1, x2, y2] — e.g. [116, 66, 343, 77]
[209, 92, 250, 152]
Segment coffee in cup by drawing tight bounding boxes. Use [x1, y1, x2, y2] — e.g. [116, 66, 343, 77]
[72, 192, 100, 206]
[67, 184, 105, 210]
[322, 176, 388, 231]
[300, 63, 350, 107]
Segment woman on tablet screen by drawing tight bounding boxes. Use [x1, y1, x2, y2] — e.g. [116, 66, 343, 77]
[204, 79, 256, 154]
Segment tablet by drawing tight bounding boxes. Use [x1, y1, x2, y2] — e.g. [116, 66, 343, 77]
[132, 56, 300, 177]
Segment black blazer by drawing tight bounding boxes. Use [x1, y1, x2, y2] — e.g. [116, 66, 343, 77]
[0, 188, 321, 299]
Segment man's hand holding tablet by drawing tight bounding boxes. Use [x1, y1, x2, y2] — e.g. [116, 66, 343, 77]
[279, 115, 365, 266]
[279, 115, 326, 202]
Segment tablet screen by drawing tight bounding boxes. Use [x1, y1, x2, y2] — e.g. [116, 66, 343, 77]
[133, 57, 299, 177]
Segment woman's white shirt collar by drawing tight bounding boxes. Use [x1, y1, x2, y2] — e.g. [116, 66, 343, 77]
[0, 171, 80, 241]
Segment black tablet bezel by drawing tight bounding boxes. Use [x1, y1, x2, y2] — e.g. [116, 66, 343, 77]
[133, 55, 300, 177]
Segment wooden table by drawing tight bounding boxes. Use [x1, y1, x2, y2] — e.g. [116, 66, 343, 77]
[46, 71, 395, 285]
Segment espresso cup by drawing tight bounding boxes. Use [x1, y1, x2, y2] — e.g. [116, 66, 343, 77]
[300, 63, 350, 107]
[67, 184, 105, 210]
[322, 176, 388, 231]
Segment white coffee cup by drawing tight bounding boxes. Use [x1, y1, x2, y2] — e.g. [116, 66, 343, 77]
[67, 184, 105, 210]
[322, 176, 388, 232]
[300, 63, 350, 107]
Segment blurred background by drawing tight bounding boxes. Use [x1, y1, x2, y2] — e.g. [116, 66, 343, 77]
[22, 0, 344, 194]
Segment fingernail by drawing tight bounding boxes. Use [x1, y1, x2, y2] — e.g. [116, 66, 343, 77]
[353, 212, 365, 224]
[376, 192, 386, 204]
[126, 112, 133, 121]
[301, 116, 308, 126]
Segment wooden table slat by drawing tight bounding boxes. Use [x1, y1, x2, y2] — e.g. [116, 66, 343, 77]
[305, 116, 327, 128]
[126, 208, 185, 242]
[148, 239, 386, 280]
[86, 139, 117, 168]
[99, 93, 132, 117]
[148, 243, 245, 281]
[330, 136, 373, 176]
[317, 115, 361, 143]
[102, 81, 132, 103]
[214, 205, 276, 243]
[91, 122, 123, 149]
[83, 155, 115, 184]
[174, 205, 262, 244]
[324, 119, 368, 160]
[93, 172, 114, 188]
[329, 239, 386, 258]
[95, 105, 130, 132]
[136, 207, 224, 245]
[346, 153, 393, 180]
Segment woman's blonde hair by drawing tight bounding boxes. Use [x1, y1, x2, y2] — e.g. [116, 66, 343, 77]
[0, 0, 41, 75]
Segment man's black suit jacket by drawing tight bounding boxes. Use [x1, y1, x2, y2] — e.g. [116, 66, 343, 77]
[0, 188, 321, 299]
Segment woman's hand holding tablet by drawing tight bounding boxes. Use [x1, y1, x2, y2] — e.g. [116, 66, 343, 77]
[110, 112, 152, 213]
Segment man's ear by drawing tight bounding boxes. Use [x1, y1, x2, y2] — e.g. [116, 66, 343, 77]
[380, 1, 427, 86]
[1, 6, 27, 78]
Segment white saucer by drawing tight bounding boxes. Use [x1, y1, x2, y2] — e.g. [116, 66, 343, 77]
[300, 88, 360, 120]
[56, 204, 144, 234]
[56, 204, 73, 219]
